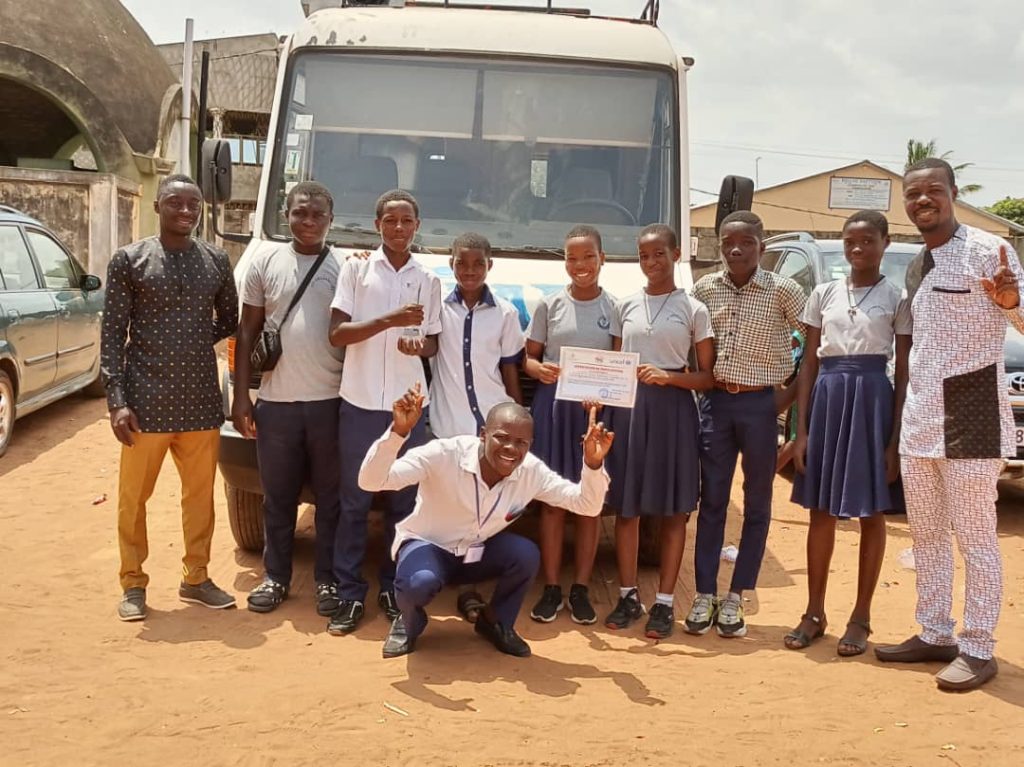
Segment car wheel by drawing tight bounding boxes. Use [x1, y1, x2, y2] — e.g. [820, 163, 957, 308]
[225, 481, 264, 552]
[0, 370, 15, 458]
[637, 516, 661, 567]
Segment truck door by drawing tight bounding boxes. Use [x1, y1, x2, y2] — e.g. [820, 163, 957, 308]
[0, 224, 58, 400]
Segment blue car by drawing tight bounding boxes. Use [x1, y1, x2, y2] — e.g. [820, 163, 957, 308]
[0, 205, 105, 456]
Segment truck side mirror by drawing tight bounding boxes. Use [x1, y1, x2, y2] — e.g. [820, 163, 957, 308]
[201, 139, 233, 204]
[714, 175, 755, 234]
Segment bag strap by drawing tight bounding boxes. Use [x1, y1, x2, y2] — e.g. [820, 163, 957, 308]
[275, 245, 331, 329]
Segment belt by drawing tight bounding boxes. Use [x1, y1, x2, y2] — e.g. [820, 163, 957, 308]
[714, 380, 770, 394]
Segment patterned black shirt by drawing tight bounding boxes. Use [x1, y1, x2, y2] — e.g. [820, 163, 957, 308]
[100, 236, 238, 432]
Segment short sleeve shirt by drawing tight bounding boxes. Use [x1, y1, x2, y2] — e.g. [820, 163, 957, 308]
[616, 290, 714, 368]
[803, 278, 912, 359]
[526, 288, 619, 362]
[241, 244, 344, 402]
[330, 247, 443, 411]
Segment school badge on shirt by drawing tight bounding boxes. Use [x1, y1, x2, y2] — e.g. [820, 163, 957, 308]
[504, 506, 527, 523]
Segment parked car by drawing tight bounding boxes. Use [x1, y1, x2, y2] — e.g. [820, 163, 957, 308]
[0, 205, 105, 456]
[761, 231, 1024, 479]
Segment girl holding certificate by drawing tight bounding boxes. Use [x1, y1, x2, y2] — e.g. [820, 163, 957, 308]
[524, 225, 620, 626]
[605, 224, 715, 639]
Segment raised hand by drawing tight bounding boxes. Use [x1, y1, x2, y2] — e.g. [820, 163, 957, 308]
[981, 245, 1020, 309]
[392, 383, 425, 437]
[387, 303, 425, 328]
[582, 404, 614, 469]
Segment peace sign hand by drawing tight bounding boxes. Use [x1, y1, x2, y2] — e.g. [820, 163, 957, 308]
[582, 404, 614, 469]
[981, 245, 1021, 310]
[392, 383, 425, 438]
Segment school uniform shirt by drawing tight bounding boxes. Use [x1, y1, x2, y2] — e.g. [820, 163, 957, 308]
[526, 288, 620, 362]
[358, 430, 609, 559]
[616, 289, 714, 368]
[803, 278, 912, 359]
[101, 237, 238, 432]
[241, 243, 344, 402]
[330, 247, 442, 411]
[429, 285, 525, 438]
[901, 224, 1024, 459]
[692, 268, 805, 386]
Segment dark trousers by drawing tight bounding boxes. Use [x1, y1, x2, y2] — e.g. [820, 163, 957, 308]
[695, 388, 777, 594]
[253, 398, 341, 586]
[336, 399, 428, 601]
[395, 533, 540, 640]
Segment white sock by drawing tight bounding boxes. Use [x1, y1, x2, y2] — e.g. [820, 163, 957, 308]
[620, 586, 637, 598]
[655, 592, 674, 607]
[727, 591, 742, 603]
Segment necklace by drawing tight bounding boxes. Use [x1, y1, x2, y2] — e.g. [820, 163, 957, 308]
[846, 275, 885, 318]
[643, 289, 675, 334]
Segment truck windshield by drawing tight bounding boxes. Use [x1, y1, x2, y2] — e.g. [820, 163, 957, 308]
[265, 52, 677, 258]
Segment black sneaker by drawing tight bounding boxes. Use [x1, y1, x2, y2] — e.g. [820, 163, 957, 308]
[645, 603, 675, 639]
[315, 583, 340, 617]
[475, 614, 531, 657]
[568, 583, 597, 625]
[247, 579, 288, 613]
[382, 615, 415, 659]
[530, 585, 564, 623]
[377, 590, 401, 621]
[327, 600, 364, 635]
[605, 589, 645, 630]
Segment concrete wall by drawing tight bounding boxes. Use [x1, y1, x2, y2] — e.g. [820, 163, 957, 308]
[0, 167, 140, 276]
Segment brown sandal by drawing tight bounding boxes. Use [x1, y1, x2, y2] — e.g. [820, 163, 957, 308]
[784, 613, 826, 650]
[837, 619, 872, 657]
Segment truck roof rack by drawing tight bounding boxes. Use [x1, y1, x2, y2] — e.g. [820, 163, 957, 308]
[327, 1, 659, 26]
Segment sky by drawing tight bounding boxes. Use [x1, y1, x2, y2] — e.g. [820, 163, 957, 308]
[120, 0, 1024, 208]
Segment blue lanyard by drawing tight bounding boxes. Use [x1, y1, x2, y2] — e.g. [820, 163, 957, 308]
[473, 477, 504, 531]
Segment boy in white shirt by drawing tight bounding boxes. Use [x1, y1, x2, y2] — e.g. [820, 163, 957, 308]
[327, 190, 442, 635]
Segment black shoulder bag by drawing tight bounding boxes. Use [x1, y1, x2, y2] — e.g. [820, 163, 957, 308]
[250, 247, 331, 373]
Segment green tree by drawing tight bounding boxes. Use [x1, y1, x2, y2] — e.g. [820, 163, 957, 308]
[987, 197, 1024, 227]
[905, 139, 982, 195]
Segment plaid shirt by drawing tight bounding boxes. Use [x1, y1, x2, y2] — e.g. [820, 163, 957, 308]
[692, 268, 806, 387]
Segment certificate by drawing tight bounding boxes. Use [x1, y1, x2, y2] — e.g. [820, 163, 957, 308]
[555, 346, 640, 409]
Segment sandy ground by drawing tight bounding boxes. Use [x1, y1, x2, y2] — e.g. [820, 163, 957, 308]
[2, 393, 1023, 767]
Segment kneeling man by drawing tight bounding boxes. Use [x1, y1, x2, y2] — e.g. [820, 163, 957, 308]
[359, 386, 613, 658]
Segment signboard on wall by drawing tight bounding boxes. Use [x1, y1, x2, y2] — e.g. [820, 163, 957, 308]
[828, 176, 892, 211]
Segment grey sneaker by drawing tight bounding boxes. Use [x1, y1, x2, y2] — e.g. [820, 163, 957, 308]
[684, 593, 718, 635]
[118, 587, 147, 622]
[179, 579, 237, 610]
[716, 595, 747, 637]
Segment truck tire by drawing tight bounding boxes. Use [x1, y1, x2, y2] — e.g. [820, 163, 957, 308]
[637, 516, 661, 567]
[225, 482, 264, 552]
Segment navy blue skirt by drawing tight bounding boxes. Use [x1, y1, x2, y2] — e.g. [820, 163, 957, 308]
[607, 381, 700, 518]
[791, 354, 897, 518]
[530, 381, 591, 482]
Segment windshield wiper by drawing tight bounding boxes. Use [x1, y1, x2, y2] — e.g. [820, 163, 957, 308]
[491, 245, 565, 259]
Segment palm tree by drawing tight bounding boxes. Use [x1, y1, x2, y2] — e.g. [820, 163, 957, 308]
[905, 139, 982, 195]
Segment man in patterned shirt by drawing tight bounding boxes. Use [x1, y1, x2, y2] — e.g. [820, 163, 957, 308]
[875, 159, 1023, 691]
[101, 174, 239, 621]
[687, 211, 805, 638]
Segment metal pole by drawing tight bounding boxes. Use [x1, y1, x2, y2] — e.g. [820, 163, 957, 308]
[678, 57, 693, 261]
[196, 49, 210, 191]
[755, 156, 762, 188]
[179, 18, 194, 177]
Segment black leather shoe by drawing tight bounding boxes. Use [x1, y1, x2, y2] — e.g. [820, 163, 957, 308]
[474, 615, 531, 657]
[382, 615, 415, 658]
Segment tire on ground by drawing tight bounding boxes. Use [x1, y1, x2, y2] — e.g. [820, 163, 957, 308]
[637, 516, 661, 567]
[0, 369, 16, 458]
[226, 482, 264, 552]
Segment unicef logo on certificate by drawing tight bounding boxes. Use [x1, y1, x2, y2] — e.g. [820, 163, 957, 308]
[599, 388, 610, 399]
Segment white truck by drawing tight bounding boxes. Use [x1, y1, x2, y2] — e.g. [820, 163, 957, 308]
[205, 0, 746, 557]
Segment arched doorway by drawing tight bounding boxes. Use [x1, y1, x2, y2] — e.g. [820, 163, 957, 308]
[0, 77, 99, 171]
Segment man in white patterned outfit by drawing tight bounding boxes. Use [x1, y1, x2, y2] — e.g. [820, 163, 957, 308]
[875, 158, 1024, 691]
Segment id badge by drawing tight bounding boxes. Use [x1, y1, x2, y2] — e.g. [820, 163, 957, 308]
[463, 543, 485, 564]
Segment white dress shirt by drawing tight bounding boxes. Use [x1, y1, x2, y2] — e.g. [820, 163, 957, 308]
[359, 430, 609, 558]
[429, 285, 525, 438]
[331, 247, 443, 411]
